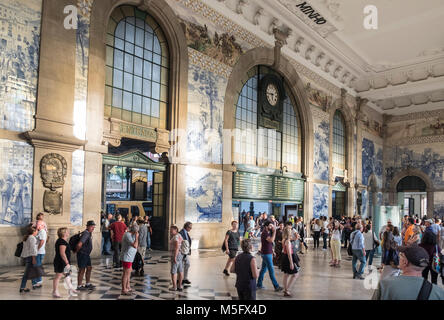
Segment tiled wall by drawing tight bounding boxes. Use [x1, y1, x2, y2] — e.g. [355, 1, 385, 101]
[312, 107, 330, 182]
[184, 166, 222, 223]
[362, 137, 383, 188]
[0, 0, 41, 132]
[70, 150, 85, 226]
[313, 183, 329, 218]
[0, 139, 33, 226]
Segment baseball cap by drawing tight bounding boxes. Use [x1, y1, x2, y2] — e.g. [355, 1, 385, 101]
[398, 245, 429, 268]
[425, 219, 434, 224]
[86, 220, 96, 226]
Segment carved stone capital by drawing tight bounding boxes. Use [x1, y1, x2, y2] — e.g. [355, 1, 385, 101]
[253, 8, 264, 25]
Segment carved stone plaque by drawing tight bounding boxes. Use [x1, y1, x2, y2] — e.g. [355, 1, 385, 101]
[40, 153, 67, 190]
[43, 190, 63, 215]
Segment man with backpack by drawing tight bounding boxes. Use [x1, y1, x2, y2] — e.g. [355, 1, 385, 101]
[179, 222, 192, 286]
[372, 245, 444, 299]
[74, 220, 96, 290]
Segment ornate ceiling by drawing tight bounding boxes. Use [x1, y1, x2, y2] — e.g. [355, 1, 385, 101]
[204, 0, 444, 116]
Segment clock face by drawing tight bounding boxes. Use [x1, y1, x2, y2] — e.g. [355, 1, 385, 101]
[266, 83, 279, 106]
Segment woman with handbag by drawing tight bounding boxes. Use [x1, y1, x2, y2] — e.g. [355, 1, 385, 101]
[53, 227, 78, 298]
[419, 230, 441, 285]
[280, 227, 299, 297]
[19, 225, 38, 293]
[363, 224, 379, 272]
[380, 228, 401, 280]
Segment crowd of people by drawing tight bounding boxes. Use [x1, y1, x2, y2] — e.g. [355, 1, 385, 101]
[16, 208, 444, 300]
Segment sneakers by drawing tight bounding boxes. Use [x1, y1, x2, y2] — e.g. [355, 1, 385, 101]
[19, 288, 30, 293]
[32, 283, 42, 290]
[274, 286, 284, 292]
[84, 283, 96, 290]
[223, 269, 229, 276]
[182, 279, 191, 285]
[77, 285, 88, 291]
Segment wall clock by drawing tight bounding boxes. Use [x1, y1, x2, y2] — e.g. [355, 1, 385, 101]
[258, 73, 284, 130]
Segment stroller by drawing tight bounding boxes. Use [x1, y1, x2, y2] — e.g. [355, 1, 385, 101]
[132, 252, 144, 276]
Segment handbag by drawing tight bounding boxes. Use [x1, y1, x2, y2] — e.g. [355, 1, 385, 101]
[372, 233, 380, 250]
[431, 245, 441, 273]
[27, 265, 44, 280]
[14, 242, 23, 258]
[347, 232, 355, 256]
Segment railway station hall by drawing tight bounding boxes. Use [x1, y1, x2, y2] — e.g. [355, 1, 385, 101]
[0, 0, 443, 302]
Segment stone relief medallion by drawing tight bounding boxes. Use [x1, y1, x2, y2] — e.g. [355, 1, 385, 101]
[40, 153, 67, 215]
[40, 153, 68, 190]
[43, 190, 63, 215]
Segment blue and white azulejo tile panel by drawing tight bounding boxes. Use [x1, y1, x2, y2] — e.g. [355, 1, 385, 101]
[70, 150, 85, 226]
[0, 139, 33, 226]
[312, 111, 329, 181]
[434, 192, 444, 218]
[186, 64, 227, 165]
[362, 138, 383, 187]
[313, 183, 329, 218]
[384, 143, 444, 190]
[0, 0, 42, 132]
[185, 166, 222, 223]
[361, 189, 368, 218]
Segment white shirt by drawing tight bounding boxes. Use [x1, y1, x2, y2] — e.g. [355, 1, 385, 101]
[21, 235, 38, 258]
[331, 229, 342, 240]
[36, 229, 47, 255]
[323, 221, 329, 234]
[313, 223, 321, 232]
[363, 231, 377, 251]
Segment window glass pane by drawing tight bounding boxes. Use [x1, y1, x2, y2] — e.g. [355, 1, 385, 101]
[136, 17, 145, 29]
[142, 97, 151, 115]
[153, 53, 161, 65]
[123, 72, 133, 91]
[135, 46, 143, 58]
[143, 61, 152, 79]
[123, 91, 132, 110]
[143, 79, 151, 97]
[152, 64, 160, 82]
[115, 38, 124, 50]
[125, 22, 135, 43]
[153, 37, 161, 54]
[144, 50, 152, 61]
[113, 69, 123, 89]
[115, 21, 125, 39]
[124, 53, 133, 72]
[152, 82, 160, 100]
[134, 57, 143, 77]
[112, 88, 122, 108]
[151, 99, 159, 117]
[114, 49, 124, 70]
[144, 32, 153, 50]
[125, 41, 134, 54]
[133, 76, 142, 94]
[133, 94, 142, 113]
[135, 27, 144, 47]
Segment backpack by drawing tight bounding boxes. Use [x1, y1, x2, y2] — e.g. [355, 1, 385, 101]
[132, 251, 144, 272]
[431, 245, 441, 274]
[69, 232, 83, 253]
[347, 232, 356, 256]
[180, 235, 190, 255]
[14, 242, 23, 257]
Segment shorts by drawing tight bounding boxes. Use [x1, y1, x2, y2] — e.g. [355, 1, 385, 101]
[54, 260, 66, 274]
[228, 249, 238, 259]
[122, 261, 132, 269]
[77, 253, 92, 269]
[170, 253, 184, 274]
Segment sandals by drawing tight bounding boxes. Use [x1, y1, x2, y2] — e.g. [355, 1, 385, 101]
[284, 290, 292, 297]
[52, 292, 62, 298]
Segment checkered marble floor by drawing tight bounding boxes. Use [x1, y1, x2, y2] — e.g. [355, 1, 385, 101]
[2, 240, 440, 300]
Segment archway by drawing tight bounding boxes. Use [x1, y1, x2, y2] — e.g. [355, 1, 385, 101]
[388, 168, 434, 218]
[223, 47, 314, 225]
[88, 0, 189, 249]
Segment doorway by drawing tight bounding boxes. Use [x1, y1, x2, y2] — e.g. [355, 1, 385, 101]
[396, 176, 427, 217]
[102, 141, 167, 250]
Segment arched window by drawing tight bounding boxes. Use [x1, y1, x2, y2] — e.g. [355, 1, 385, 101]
[105, 6, 169, 129]
[233, 66, 301, 172]
[332, 110, 346, 170]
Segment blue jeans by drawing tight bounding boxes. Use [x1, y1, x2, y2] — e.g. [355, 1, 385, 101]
[102, 232, 111, 254]
[322, 233, 328, 249]
[257, 253, 279, 289]
[32, 254, 44, 285]
[146, 232, 151, 249]
[20, 257, 33, 289]
[365, 249, 375, 267]
[352, 249, 366, 276]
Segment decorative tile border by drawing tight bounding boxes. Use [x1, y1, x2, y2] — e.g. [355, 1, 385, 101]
[188, 48, 232, 79]
[386, 134, 444, 147]
[387, 109, 444, 123]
